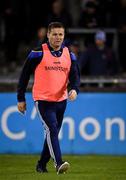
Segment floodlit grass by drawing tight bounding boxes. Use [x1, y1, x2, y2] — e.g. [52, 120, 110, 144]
[0, 155, 126, 180]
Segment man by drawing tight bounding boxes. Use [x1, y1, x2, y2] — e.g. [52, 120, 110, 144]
[79, 30, 120, 76]
[17, 22, 80, 174]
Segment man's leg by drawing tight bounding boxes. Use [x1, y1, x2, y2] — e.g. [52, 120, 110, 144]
[37, 100, 67, 171]
[56, 100, 67, 132]
[36, 138, 50, 172]
[35, 101, 63, 167]
[55, 100, 70, 174]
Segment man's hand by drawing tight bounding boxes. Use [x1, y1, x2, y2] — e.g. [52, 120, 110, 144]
[17, 102, 26, 114]
[68, 90, 77, 101]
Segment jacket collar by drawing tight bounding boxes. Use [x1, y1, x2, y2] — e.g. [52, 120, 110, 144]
[47, 41, 64, 52]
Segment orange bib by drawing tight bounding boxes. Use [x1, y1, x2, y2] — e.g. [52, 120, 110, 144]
[33, 43, 71, 101]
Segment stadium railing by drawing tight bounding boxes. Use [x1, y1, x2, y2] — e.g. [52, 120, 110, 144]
[0, 75, 126, 92]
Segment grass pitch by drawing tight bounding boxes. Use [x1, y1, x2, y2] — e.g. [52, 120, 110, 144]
[0, 155, 126, 180]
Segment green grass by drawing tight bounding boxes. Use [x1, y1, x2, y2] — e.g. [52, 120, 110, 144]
[0, 155, 126, 180]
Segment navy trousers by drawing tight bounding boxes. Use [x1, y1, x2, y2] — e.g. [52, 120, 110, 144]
[35, 100, 67, 167]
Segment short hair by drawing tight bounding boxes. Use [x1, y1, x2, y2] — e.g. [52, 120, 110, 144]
[47, 22, 65, 32]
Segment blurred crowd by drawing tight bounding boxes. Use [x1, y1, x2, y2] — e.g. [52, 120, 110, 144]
[0, 0, 126, 76]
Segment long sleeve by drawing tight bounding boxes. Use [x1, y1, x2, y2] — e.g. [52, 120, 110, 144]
[17, 57, 33, 102]
[69, 52, 80, 94]
[17, 47, 43, 102]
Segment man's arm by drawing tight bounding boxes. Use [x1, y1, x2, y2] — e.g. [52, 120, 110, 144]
[17, 55, 33, 113]
[68, 52, 80, 101]
[17, 58, 32, 102]
[17, 47, 43, 113]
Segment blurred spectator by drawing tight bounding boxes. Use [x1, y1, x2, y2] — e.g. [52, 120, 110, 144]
[69, 40, 84, 72]
[78, 0, 102, 47]
[79, 30, 120, 76]
[24, 0, 52, 42]
[80, 0, 98, 11]
[97, 0, 120, 28]
[80, 0, 120, 28]
[30, 27, 47, 48]
[78, 0, 100, 28]
[69, 40, 80, 57]
[117, 0, 126, 72]
[68, 40, 84, 62]
[45, 0, 73, 28]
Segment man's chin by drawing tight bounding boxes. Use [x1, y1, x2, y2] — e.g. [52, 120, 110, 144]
[55, 44, 62, 48]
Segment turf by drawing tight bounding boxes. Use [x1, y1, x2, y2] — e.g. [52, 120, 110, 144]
[0, 155, 126, 180]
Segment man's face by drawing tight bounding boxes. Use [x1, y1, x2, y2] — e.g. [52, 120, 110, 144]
[95, 39, 105, 47]
[47, 28, 65, 50]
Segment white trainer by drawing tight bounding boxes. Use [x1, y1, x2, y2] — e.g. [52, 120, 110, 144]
[57, 161, 70, 174]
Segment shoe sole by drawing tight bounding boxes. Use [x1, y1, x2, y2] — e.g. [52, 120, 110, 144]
[57, 162, 70, 174]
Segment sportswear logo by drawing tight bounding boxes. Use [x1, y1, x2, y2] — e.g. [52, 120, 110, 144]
[53, 61, 61, 64]
[45, 66, 68, 72]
